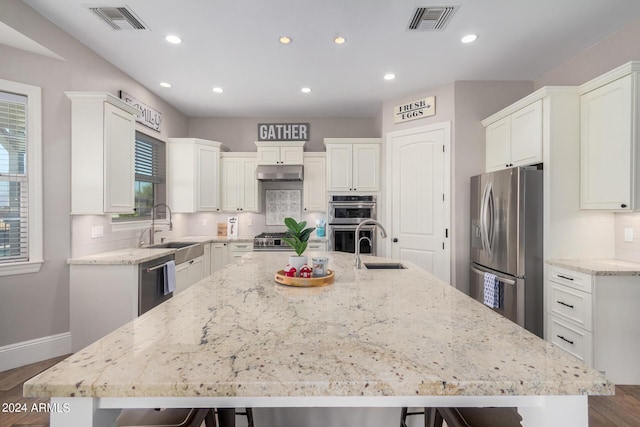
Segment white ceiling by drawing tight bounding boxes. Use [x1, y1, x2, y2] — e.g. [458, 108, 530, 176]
[18, 0, 640, 118]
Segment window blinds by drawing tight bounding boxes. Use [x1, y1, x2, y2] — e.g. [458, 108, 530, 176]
[0, 91, 29, 264]
[135, 132, 165, 184]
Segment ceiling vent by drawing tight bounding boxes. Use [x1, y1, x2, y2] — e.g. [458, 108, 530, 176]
[87, 6, 147, 30]
[408, 6, 458, 31]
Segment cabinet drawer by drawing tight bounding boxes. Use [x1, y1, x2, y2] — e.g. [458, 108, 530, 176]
[229, 242, 252, 252]
[306, 242, 327, 251]
[548, 284, 593, 331]
[547, 265, 593, 293]
[549, 317, 593, 365]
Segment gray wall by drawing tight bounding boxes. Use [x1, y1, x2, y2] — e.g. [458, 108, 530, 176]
[188, 117, 378, 152]
[0, 1, 188, 347]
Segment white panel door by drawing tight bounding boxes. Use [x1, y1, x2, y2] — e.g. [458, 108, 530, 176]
[390, 127, 448, 282]
[196, 144, 220, 211]
[103, 102, 135, 213]
[352, 143, 380, 192]
[241, 157, 259, 212]
[326, 144, 353, 191]
[510, 100, 543, 167]
[485, 116, 511, 172]
[221, 158, 240, 211]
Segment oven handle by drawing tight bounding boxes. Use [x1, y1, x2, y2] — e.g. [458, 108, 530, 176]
[329, 203, 376, 208]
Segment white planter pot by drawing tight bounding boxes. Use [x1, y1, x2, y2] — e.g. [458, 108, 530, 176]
[288, 255, 308, 276]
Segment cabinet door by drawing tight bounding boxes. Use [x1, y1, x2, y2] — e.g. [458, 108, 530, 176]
[510, 100, 543, 167]
[196, 144, 220, 211]
[103, 102, 135, 213]
[485, 116, 511, 172]
[211, 243, 228, 273]
[280, 146, 304, 164]
[221, 158, 240, 211]
[326, 144, 353, 191]
[241, 158, 259, 212]
[203, 243, 211, 277]
[257, 146, 280, 164]
[581, 74, 633, 210]
[352, 144, 380, 192]
[303, 156, 327, 211]
[175, 262, 189, 294]
[187, 257, 204, 288]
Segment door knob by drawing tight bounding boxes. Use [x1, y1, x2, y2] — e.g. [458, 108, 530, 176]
[392, 238, 398, 243]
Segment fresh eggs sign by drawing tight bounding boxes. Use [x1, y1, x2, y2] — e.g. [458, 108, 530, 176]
[393, 96, 435, 124]
[258, 123, 309, 141]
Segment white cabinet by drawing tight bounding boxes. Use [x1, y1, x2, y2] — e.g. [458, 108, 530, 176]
[485, 99, 542, 172]
[66, 92, 138, 214]
[255, 141, 304, 165]
[168, 138, 226, 213]
[229, 242, 252, 261]
[324, 138, 380, 192]
[303, 153, 327, 212]
[306, 241, 327, 252]
[175, 256, 204, 295]
[579, 62, 640, 210]
[220, 153, 260, 212]
[203, 242, 211, 277]
[211, 242, 230, 273]
[545, 264, 640, 384]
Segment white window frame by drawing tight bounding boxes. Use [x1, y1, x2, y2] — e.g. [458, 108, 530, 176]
[0, 79, 43, 277]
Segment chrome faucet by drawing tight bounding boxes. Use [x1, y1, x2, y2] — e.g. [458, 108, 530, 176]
[355, 219, 387, 269]
[137, 226, 152, 248]
[150, 203, 173, 246]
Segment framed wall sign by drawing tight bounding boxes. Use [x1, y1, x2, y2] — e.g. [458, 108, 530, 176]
[393, 96, 435, 124]
[120, 90, 162, 132]
[258, 123, 309, 141]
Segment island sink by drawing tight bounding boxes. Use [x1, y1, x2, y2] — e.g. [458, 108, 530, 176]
[364, 262, 406, 269]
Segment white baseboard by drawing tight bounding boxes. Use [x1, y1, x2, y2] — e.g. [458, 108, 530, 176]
[0, 332, 71, 372]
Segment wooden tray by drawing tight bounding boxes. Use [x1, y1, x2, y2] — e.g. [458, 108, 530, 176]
[274, 270, 335, 287]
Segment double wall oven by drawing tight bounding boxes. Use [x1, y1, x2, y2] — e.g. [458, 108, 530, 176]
[328, 195, 377, 255]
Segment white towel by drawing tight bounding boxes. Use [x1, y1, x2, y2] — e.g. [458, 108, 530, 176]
[164, 260, 176, 295]
[483, 272, 501, 308]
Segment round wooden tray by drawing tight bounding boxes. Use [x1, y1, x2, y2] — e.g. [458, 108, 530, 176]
[274, 270, 335, 287]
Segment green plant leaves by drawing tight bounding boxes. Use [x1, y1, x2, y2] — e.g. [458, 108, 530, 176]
[283, 217, 315, 256]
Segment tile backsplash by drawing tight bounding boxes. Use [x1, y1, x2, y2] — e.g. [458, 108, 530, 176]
[615, 212, 640, 263]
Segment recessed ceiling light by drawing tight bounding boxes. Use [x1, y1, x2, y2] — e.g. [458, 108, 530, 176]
[461, 34, 478, 44]
[212, 87, 223, 93]
[279, 36, 292, 44]
[384, 73, 396, 81]
[334, 36, 346, 44]
[301, 87, 312, 93]
[165, 35, 182, 44]
[160, 82, 172, 88]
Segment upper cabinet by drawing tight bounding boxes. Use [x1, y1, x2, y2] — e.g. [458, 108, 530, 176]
[220, 153, 260, 212]
[579, 62, 640, 211]
[324, 138, 381, 192]
[67, 92, 138, 214]
[167, 138, 226, 213]
[303, 153, 327, 212]
[255, 141, 304, 165]
[484, 100, 543, 172]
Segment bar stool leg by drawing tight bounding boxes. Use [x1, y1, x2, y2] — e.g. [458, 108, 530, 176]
[217, 408, 236, 427]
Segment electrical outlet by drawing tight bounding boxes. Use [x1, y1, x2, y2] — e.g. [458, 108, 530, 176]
[624, 228, 634, 242]
[247, 217, 253, 227]
[91, 226, 104, 239]
[202, 218, 208, 226]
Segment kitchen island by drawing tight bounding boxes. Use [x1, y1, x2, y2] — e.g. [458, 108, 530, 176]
[25, 252, 612, 427]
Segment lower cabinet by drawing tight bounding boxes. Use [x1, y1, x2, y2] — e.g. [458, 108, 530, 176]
[229, 242, 253, 260]
[211, 242, 229, 273]
[545, 264, 640, 384]
[306, 241, 327, 252]
[175, 256, 204, 294]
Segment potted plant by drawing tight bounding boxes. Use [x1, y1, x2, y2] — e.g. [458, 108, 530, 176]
[282, 217, 315, 273]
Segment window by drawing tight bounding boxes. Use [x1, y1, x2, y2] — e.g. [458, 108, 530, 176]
[0, 80, 42, 276]
[113, 131, 166, 222]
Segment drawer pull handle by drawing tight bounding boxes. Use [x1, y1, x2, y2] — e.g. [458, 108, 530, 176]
[557, 301, 574, 309]
[557, 274, 574, 281]
[557, 335, 574, 345]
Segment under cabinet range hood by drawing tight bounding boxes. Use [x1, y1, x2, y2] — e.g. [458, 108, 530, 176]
[255, 164, 303, 181]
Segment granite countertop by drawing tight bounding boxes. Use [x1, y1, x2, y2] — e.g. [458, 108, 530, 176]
[547, 258, 640, 276]
[27, 252, 612, 399]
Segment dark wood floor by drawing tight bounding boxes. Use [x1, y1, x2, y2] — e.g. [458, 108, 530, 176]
[1, 356, 639, 426]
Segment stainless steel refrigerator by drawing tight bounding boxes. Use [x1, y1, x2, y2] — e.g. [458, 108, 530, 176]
[469, 166, 543, 338]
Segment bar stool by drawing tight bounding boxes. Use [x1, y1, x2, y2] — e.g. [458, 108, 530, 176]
[216, 407, 254, 427]
[117, 408, 215, 427]
[400, 406, 522, 427]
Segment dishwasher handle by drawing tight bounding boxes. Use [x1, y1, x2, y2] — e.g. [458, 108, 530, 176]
[146, 261, 171, 273]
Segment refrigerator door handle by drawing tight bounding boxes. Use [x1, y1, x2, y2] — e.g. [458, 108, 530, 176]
[480, 182, 493, 257]
[470, 265, 517, 285]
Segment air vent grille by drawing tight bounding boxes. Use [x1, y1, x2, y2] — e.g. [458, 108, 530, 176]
[408, 6, 458, 31]
[88, 6, 147, 30]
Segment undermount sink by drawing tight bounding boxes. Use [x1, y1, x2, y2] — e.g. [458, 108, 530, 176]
[364, 262, 406, 270]
[148, 242, 204, 264]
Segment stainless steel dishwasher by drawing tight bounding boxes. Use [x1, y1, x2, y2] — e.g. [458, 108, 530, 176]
[138, 254, 175, 315]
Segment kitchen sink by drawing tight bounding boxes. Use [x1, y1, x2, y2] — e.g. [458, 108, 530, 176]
[364, 262, 406, 270]
[149, 242, 204, 264]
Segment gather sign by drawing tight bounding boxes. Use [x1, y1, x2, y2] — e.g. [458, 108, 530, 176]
[258, 123, 309, 141]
